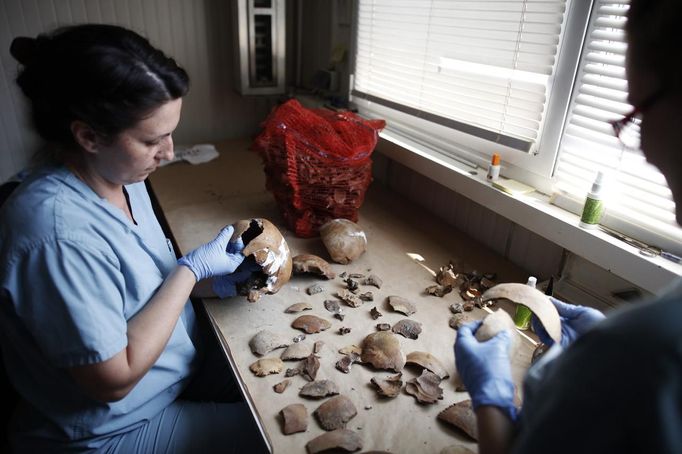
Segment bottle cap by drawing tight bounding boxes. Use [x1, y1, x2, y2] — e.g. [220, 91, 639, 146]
[491, 153, 501, 166]
[591, 170, 606, 194]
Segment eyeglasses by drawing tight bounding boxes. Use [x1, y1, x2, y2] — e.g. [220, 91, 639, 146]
[610, 89, 664, 150]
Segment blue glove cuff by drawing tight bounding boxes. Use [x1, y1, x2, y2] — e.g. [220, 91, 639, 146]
[178, 256, 202, 281]
[470, 378, 518, 422]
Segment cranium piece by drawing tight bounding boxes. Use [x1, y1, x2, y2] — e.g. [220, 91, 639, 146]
[281, 403, 308, 435]
[360, 332, 406, 372]
[307, 284, 324, 295]
[362, 274, 382, 289]
[358, 291, 374, 302]
[370, 307, 382, 320]
[285, 368, 301, 377]
[324, 299, 345, 320]
[480, 277, 495, 290]
[313, 340, 325, 354]
[406, 351, 450, 379]
[438, 400, 478, 441]
[462, 302, 474, 311]
[449, 303, 464, 314]
[300, 379, 340, 398]
[292, 315, 332, 334]
[292, 254, 336, 279]
[460, 286, 482, 301]
[387, 296, 416, 316]
[319, 219, 367, 264]
[249, 330, 290, 356]
[339, 345, 362, 356]
[405, 370, 443, 404]
[281, 342, 313, 361]
[392, 319, 423, 340]
[440, 446, 477, 454]
[425, 284, 452, 297]
[306, 429, 363, 454]
[436, 264, 464, 287]
[370, 373, 403, 398]
[249, 357, 284, 376]
[475, 309, 521, 357]
[285, 302, 313, 313]
[337, 290, 363, 308]
[303, 354, 320, 381]
[482, 283, 562, 344]
[449, 313, 469, 330]
[345, 278, 359, 292]
[230, 219, 292, 301]
[336, 352, 361, 373]
[274, 379, 291, 393]
[376, 323, 391, 331]
[314, 395, 358, 431]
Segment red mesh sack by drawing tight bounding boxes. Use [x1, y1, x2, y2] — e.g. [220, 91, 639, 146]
[252, 99, 385, 237]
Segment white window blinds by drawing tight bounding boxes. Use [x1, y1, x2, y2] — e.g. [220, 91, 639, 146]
[353, 0, 567, 153]
[553, 0, 681, 250]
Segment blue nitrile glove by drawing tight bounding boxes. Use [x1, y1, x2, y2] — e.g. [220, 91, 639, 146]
[212, 259, 262, 298]
[455, 320, 517, 421]
[531, 296, 605, 348]
[178, 226, 245, 281]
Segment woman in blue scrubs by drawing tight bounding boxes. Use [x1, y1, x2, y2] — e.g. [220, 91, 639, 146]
[0, 24, 264, 452]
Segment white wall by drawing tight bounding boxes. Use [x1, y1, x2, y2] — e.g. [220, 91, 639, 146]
[0, 0, 284, 182]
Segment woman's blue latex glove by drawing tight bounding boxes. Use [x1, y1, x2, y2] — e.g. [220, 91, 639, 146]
[531, 297, 605, 348]
[455, 320, 517, 421]
[212, 260, 262, 298]
[178, 226, 245, 281]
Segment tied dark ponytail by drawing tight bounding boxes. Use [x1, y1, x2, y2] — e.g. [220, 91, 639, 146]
[10, 24, 189, 150]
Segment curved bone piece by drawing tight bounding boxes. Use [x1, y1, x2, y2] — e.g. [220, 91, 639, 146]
[230, 219, 293, 300]
[387, 296, 416, 316]
[292, 254, 336, 279]
[249, 358, 284, 377]
[361, 332, 406, 372]
[249, 330, 290, 356]
[406, 351, 450, 379]
[300, 379, 340, 398]
[370, 373, 403, 398]
[392, 319, 423, 340]
[281, 342, 313, 361]
[482, 283, 562, 344]
[292, 315, 332, 334]
[274, 379, 291, 393]
[281, 403, 308, 435]
[319, 219, 367, 264]
[285, 302, 313, 313]
[438, 400, 478, 441]
[306, 429, 363, 454]
[405, 370, 443, 404]
[314, 395, 358, 431]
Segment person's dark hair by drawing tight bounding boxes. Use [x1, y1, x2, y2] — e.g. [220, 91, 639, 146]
[626, 0, 682, 93]
[10, 24, 189, 150]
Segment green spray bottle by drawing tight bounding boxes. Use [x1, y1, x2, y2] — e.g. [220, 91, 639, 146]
[513, 276, 537, 330]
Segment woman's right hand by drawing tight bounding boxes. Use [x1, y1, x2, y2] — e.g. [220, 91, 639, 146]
[178, 225, 245, 281]
[532, 297, 605, 348]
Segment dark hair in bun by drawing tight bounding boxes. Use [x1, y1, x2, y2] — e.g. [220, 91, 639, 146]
[10, 24, 189, 148]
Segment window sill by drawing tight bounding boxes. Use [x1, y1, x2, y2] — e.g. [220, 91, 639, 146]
[376, 130, 682, 295]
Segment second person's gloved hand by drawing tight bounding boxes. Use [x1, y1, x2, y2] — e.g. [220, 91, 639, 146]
[454, 320, 517, 421]
[532, 297, 605, 348]
[178, 225, 245, 281]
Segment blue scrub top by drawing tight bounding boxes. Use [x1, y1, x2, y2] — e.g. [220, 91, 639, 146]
[0, 166, 199, 445]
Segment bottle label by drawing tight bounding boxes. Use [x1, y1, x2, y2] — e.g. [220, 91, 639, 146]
[580, 197, 604, 225]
